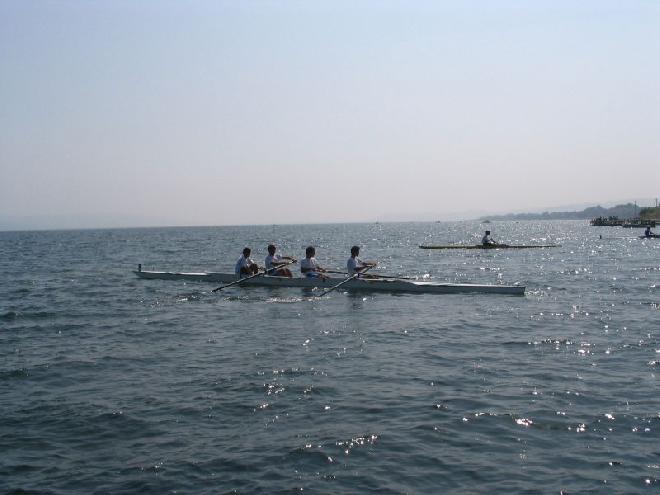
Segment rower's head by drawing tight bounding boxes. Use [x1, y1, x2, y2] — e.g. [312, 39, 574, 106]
[267, 244, 276, 255]
[305, 246, 315, 258]
[243, 247, 251, 257]
[485, 230, 491, 235]
[350, 245, 360, 256]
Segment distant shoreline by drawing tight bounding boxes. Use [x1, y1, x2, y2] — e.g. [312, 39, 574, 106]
[2, 202, 659, 232]
[481, 202, 659, 222]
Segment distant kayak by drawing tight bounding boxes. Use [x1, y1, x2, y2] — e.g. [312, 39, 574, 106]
[419, 244, 560, 250]
[639, 234, 660, 239]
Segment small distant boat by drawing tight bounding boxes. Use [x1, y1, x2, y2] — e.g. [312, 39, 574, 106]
[590, 217, 624, 226]
[639, 234, 660, 239]
[623, 223, 655, 228]
[134, 268, 525, 295]
[419, 244, 559, 250]
[592, 217, 656, 228]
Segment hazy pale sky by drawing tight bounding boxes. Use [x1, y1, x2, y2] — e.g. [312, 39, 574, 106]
[1, 0, 659, 228]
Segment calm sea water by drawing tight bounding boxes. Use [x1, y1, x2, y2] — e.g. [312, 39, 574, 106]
[1, 221, 658, 494]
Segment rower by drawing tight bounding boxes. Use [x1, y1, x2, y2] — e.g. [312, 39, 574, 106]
[300, 246, 328, 280]
[644, 226, 655, 237]
[265, 244, 296, 278]
[235, 247, 259, 277]
[482, 230, 497, 246]
[347, 245, 376, 277]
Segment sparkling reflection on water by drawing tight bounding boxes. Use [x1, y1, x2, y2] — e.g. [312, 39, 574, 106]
[0, 221, 658, 493]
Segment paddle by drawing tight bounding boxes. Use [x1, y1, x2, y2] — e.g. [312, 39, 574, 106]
[360, 273, 417, 280]
[326, 270, 417, 280]
[318, 266, 372, 297]
[212, 260, 296, 292]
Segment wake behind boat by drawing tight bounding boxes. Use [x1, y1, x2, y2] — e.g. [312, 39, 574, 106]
[419, 244, 559, 250]
[134, 266, 525, 295]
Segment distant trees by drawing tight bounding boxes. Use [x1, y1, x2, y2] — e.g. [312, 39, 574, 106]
[640, 207, 660, 220]
[482, 203, 644, 221]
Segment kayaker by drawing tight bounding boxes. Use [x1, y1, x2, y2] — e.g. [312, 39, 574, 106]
[644, 226, 655, 237]
[235, 247, 259, 277]
[347, 245, 376, 277]
[300, 246, 328, 279]
[264, 244, 296, 278]
[482, 230, 497, 246]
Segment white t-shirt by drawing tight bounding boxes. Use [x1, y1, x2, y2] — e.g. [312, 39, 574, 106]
[300, 257, 320, 273]
[235, 255, 255, 275]
[347, 256, 363, 275]
[265, 253, 281, 271]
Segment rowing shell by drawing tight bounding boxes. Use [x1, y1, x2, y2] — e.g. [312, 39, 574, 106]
[419, 244, 559, 250]
[134, 269, 525, 295]
[639, 234, 660, 239]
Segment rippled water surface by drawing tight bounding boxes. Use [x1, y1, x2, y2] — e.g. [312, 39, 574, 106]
[1, 221, 658, 494]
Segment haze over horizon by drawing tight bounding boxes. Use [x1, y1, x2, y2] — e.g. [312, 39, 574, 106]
[2, 1, 659, 231]
[1, 196, 656, 231]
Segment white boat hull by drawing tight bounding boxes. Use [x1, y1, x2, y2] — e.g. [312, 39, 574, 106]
[134, 270, 525, 295]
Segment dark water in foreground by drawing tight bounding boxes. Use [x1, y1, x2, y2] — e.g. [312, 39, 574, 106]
[1, 221, 658, 494]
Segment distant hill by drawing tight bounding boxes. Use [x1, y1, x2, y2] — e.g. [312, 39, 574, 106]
[481, 203, 643, 221]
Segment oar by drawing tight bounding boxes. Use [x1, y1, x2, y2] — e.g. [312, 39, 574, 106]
[325, 269, 415, 280]
[318, 266, 372, 297]
[361, 273, 417, 280]
[212, 260, 296, 292]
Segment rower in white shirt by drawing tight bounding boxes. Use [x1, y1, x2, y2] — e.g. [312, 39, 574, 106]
[235, 247, 259, 277]
[264, 244, 296, 278]
[347, 245, 376, 277]
[300, 246, 328, 280]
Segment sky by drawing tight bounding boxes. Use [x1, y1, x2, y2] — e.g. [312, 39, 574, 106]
[1, 0, 659, 229]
